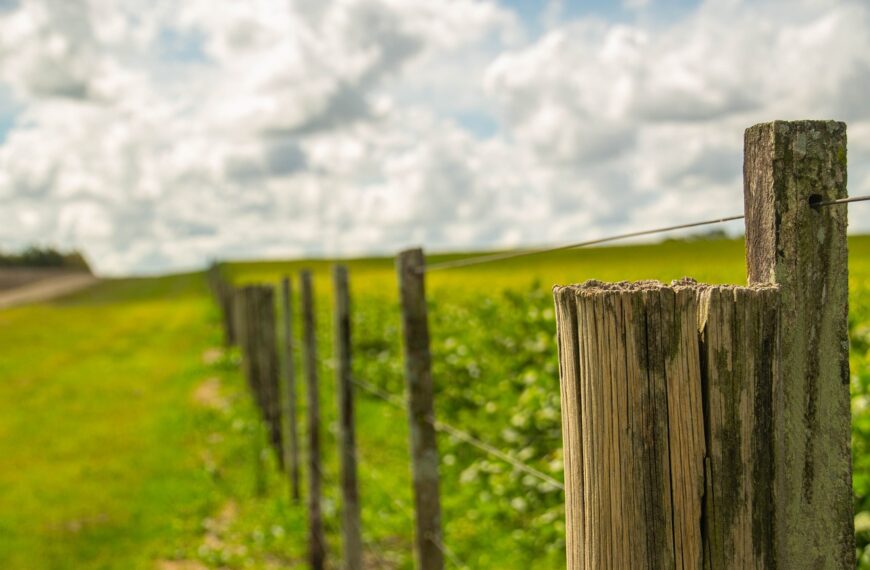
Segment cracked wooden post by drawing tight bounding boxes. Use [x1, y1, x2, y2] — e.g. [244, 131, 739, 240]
[744, 120, 854, 567]
[554, 280, 780, 569]
[397, 248, 443, 570]
[280, 276, 301, 503]
[553, 121, 855, 569]
[301, 270, 326, 570]
[333, 264, 363, 570]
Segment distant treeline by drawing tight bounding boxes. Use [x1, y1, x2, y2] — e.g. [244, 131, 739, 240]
[664, 228, 735, 243]
[0, 247, 91, 271]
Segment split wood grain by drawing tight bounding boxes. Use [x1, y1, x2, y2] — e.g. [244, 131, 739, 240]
[698, 285, 778, 569]
[554, 280, 779, 569]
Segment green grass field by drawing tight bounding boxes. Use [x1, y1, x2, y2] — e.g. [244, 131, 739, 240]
[1, 236, 869, 569]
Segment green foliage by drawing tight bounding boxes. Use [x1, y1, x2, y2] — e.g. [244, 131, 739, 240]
[0, 245, 91, 270]
[851, 278, 870, 567]
[2, 235, 869, 568]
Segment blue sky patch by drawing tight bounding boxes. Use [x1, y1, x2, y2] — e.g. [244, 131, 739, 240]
[0, 85, 20, 145]
[498, 0, 702, 33]
[157, 27, 209, 63]
[455, 110, 500, 139]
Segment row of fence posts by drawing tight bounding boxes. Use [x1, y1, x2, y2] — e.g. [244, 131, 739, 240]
[206, 254, 441, 570]
[205, 121, 857, 569]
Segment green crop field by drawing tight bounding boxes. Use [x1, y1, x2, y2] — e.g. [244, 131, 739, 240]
[2, 236, 870, 569]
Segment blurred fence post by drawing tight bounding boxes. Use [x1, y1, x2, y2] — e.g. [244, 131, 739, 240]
[744, 120, 854, 567]
[217, 279, 236, 346]
[333, 264, 363, 570]
[234, 286, 266, 496]
[301, 270, 326, 570]
[252, 285, 283, 471]
[396, 248, 444, 570]
[207, 263, 236, 346]
[280, 276, 301, 503]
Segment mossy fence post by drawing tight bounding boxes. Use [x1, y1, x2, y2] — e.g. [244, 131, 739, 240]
[280, 275, 301, 503]
[397, 248, 444, 570]
[553, 120, 854, 569]
[301, 270, 326, 570]
[744, 120, 853, 567]
[333, 264, 364, 570]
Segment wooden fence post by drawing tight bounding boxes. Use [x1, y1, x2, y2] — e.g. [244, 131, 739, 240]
[396, 248, 444, 570]
[281, 276, 301, 503]
[206, 263, 236, 346]
[234, 286, 266, 496]
[333, 265, 364, 570]
[744, 120, 854, 567]
[553, 280, 779, 568]
[553, 121, 855, 568]
[218, 279, 237, 346]
[301, 270, 326, 570]
[253, 285, 283, 471]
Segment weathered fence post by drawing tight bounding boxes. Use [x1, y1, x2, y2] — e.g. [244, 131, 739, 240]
[553, 120, 855, 569]
[744, 120, 854, 567]
[554, 280, 779, 568]
[333, 264, 364, 570]
[280, 276, 301, 503]
[396, 248, 444, 570]
[301, 270, 326, 570]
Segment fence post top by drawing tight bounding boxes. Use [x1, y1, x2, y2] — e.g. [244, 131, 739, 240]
[332, 263, 348, 278]
[398, 247, 424, 258]
[397, 248, 425, 274]
[745, 119, 846, 136]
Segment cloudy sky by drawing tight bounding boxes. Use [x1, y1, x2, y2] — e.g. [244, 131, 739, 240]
[0, 0, 868, 275]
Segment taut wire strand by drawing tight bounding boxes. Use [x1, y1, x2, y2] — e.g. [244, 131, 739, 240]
[350, 377, 564, 491]
[813, 194, 870, 207]
[422, 192, 870, 273]
[423, 214, 746, 273]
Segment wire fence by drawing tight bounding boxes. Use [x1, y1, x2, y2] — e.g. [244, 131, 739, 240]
[210, 189, 870, 568]
[424, 193, 869, 273]
[351, 377, 564, 490]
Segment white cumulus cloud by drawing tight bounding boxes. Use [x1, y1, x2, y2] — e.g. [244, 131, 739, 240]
[0, 0, 867, 274]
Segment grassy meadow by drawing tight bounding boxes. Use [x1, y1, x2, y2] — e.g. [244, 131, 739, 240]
[1, 235, 869, 568]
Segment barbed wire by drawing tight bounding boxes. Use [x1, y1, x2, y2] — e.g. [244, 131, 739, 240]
[423, 193, 870, 273]
[350, 377, 564, 491]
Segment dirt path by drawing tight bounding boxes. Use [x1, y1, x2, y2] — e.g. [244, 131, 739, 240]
[0, 273, 99, 309]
